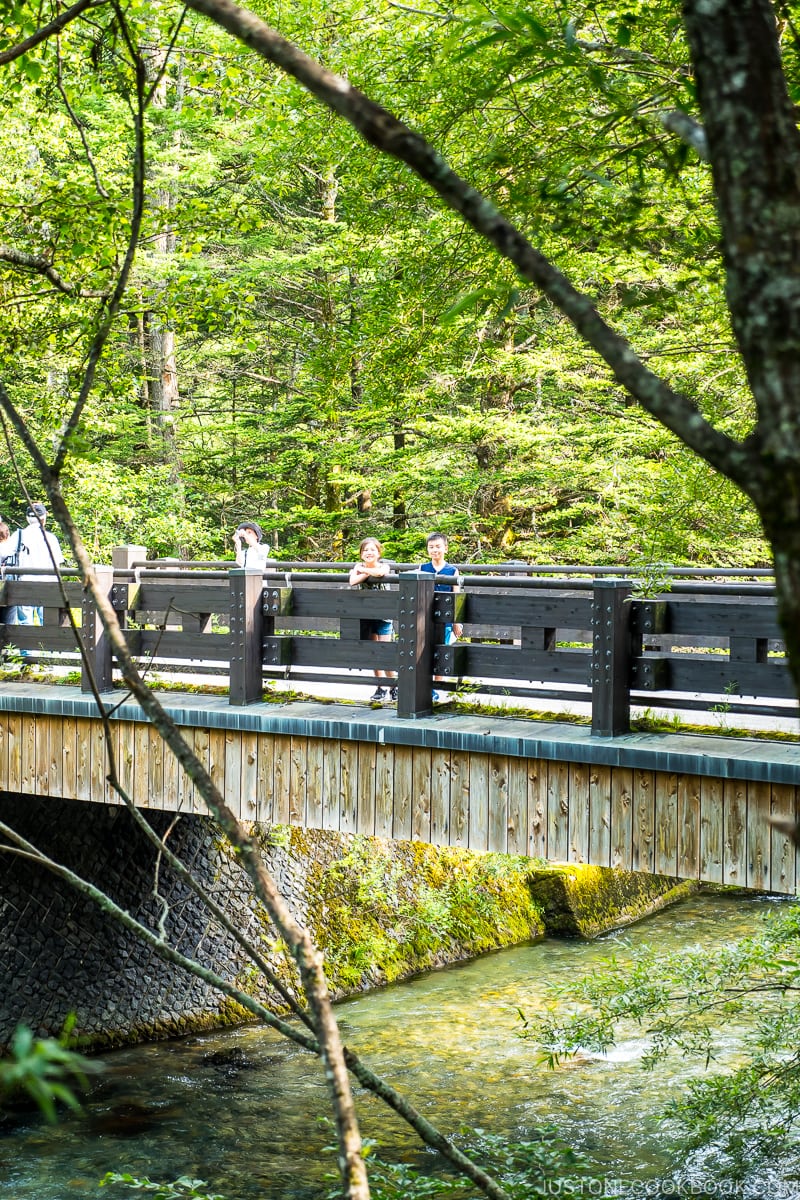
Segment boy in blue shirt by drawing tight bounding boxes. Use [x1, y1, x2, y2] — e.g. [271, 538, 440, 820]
[419, 532, 463, 700]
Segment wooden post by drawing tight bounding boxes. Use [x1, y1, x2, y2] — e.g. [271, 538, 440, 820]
[111, 545, 147, 571]
[81, 565, 115, 694]
[111, 545, 146, 629]
[229, 569, 264, 706]
[396, 571, 435, 718]
[591, 579, 632, 736]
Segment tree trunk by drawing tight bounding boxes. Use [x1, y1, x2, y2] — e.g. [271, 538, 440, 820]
[682, 0, 800, 702]
[392, 427, 406, 529]
[142, 42, 184, 485]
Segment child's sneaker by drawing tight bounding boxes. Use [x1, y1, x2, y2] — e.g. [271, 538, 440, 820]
[370, 687, 386, 702]
[389, 686, 398, 701]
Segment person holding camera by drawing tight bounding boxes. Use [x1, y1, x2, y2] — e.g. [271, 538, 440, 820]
[232, 521, 274, 570]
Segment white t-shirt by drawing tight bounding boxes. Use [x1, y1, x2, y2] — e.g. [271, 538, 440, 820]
[18, 522, 65, 580]
[239, 543, 274, 571]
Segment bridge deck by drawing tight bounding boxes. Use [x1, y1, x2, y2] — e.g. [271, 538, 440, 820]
[0, 686, 798, 893]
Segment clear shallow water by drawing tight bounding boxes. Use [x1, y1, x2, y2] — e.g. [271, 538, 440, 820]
[0, 892, 789, 1198]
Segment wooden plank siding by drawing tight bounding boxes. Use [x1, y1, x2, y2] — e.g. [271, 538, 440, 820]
[1, 711, 799, 893]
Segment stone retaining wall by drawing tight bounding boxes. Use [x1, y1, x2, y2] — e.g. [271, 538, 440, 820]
[0, 794, 547, 1050]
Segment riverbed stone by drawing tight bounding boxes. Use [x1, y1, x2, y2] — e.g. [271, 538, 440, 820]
[526, 863, 697, 938]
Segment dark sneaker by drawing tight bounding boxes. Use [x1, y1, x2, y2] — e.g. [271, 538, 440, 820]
[389, 686, 398, 701]
[370, 687, 386, 702]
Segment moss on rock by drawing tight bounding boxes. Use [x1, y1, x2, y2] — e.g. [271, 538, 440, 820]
[526, 863, 697, 938]
[295, 831, 545, 995]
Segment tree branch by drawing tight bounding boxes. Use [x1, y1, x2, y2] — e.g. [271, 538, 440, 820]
[51, 11, 147, 477]
[56, 38, 110, 199]
[657, 109, 709, 160]
[0, 0, 108, 66]
[10, 468, 368, 1198]
[0, 820, 513, 1199]
[0, 245, 104, 296]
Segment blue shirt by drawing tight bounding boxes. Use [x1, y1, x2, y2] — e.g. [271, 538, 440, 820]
[419, 561, 459, 592]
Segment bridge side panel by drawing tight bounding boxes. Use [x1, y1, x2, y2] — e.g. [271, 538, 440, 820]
[431, 750, 451, 845]
[489, 755, 509, 853]
[527, 759, 547, 858]
[547, 761, 569, 863]
[677, 775, 701, 880]
[611, 768, 633, 871]
[700, 777, 724, 883]
[568, 763, 590, 864]
[632, 769, 655, 874]
[589, 765, 612, 867]
[747, 780, 771, 891]
[506, 758, 528, 856]
[723, 779, 747, 885]
[770, 782, 798, 894]
[5, 710, 798, 892]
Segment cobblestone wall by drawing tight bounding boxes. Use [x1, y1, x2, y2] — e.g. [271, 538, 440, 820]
[0, 794, 545, 1050]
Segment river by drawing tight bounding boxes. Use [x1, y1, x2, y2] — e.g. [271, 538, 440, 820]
[0, 891, 791, 1198]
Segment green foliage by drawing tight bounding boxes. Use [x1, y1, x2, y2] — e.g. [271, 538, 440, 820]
[324, 1129, 594, 1199]
[521, 902, 800, 1182]
[312, 836, 540, 989]
[0, 1020, 101, 1124]
[0, 0, 771, 566]
[100, 1175, 227, 1200]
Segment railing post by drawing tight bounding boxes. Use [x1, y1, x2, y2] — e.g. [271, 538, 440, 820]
[591, 578, 632, 736]
[229, 569, 264, 705]
[111, 545, 147, 571]
[81, 565, 115, 694]
[111, 545, 146, 629]
[396, 571, 435, 718]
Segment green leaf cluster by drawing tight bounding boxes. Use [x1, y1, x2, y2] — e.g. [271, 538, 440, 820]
[524, 901, 800, 1184]
[0, 1019, 100, 1124]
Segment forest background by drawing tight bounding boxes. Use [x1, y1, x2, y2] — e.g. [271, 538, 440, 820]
[0, 0, 770, 568]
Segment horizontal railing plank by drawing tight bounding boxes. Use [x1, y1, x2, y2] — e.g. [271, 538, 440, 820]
[279, 636, 397, 669]
[462, 591, 593, 627]
[440, 643, 590, 684]
[661, 598, 783, 639]
[285, 587, 399, 619]
[132, 582, 230, 613]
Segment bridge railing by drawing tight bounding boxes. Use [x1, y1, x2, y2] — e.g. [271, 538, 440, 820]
[0, 557, 794, 733]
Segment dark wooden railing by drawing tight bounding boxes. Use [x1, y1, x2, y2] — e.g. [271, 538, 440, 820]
[0, 550, 794, 733]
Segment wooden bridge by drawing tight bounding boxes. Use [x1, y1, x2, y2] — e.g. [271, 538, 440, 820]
[0, 682, 798, 893]
[2, 549, 796, 732]
[1, 554, 798, 893]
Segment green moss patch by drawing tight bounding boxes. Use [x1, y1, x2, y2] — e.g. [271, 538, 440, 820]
[296, 832, 545, 993]
[526, 863, 697, 939]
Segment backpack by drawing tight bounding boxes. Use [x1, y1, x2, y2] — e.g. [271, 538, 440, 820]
[1, 529, 25, 580]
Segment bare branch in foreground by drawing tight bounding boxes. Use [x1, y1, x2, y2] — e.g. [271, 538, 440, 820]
[0, 818, 514, 1200]
[658, 110, 709, 160]
[0, 246, 105, 296]
[56, 38, 111, 200]
[51, 9, 148, 477]
[42, 478, 370, 1195]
